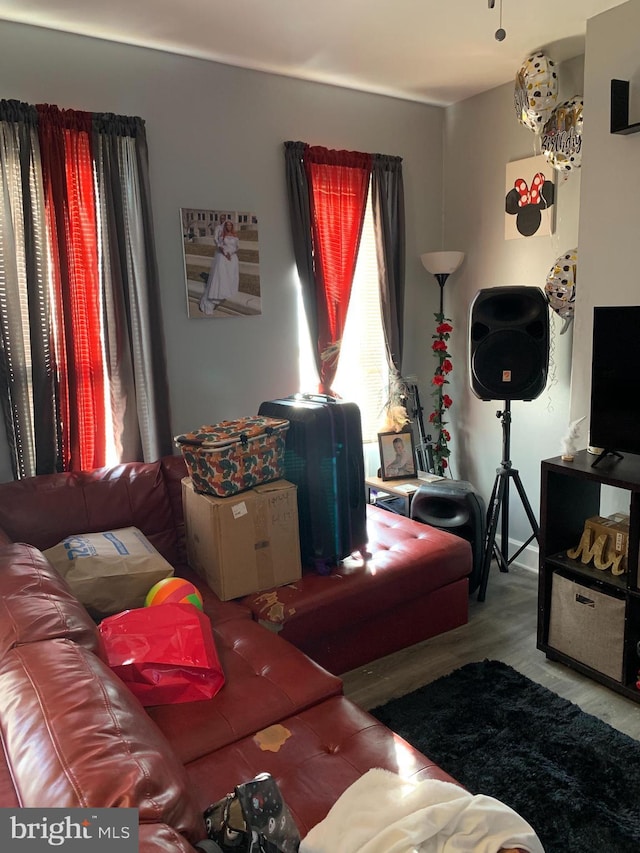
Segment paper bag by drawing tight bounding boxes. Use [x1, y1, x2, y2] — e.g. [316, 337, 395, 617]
[44, 527, 174, 617]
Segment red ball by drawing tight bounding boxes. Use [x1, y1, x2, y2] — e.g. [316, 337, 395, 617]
[145, 577, 203, 610]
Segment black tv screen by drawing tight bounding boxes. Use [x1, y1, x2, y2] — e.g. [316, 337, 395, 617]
[590, 305, 640, 458]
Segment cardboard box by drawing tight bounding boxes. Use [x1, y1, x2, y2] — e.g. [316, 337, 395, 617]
[584, 514, 629, 571]
[182, 477, 301, 600]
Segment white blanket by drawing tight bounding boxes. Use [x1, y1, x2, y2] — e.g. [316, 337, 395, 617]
[300, 769, 545, 853]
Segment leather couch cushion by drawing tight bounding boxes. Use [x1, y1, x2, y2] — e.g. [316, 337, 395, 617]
[185, 695, 459, 839]
[0, 755, 19, 807]
[148, 616, 342, 764]
[243, 505, 471, 641]
[139, 823, 201, 853]
[179, 564, 252, 624]
[0, 461, 180, 564]
[0, 544, 103, 657]
[0, 638, 204, 843]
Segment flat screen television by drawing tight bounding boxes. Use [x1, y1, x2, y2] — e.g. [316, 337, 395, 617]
[589, 305, 640, 466]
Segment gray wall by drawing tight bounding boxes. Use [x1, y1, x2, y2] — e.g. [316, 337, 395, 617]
[1, 2, 637, 568]
[0, 19, 443, 480]
[572, 0, 640, 425]
[442, 57, 584, 562]
[442, 0, 640, 560]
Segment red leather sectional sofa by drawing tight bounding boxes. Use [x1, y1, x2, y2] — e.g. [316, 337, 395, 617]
[0, 455, 471, 849]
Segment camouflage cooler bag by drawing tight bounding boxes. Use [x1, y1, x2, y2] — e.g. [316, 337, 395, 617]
[175, 416, 289, 497]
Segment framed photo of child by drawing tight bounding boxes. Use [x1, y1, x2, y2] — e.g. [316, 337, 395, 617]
[378, 429, 417, 481]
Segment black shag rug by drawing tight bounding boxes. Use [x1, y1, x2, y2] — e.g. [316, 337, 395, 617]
[370, 660, 640, 853]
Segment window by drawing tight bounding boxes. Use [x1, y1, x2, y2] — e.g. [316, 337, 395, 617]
[298, 194, 389, 442]
[288, 141, 403, 458]
[0, 100, 171, 478]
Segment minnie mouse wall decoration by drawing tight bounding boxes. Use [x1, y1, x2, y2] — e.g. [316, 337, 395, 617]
[505, 156, 555, 239]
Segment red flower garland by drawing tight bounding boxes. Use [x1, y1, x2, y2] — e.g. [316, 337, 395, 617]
[430, 317, 453, 475]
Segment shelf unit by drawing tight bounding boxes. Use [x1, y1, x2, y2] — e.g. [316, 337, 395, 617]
[611, 79, 640, 135]
[538, 449, 640, 703]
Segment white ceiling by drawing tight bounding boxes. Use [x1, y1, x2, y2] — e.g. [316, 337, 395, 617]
[0, 0, 628, 105]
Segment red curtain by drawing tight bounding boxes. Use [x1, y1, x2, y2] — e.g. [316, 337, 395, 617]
[305, 146, 372, 394]
[37, 105, 106, 471]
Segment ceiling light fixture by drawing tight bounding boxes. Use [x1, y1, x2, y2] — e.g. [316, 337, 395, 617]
[494, 0, 506, 41]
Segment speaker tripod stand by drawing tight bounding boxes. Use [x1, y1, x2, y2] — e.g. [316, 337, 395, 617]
[477, 401, 540, 602]
[406, 382, 434, 474]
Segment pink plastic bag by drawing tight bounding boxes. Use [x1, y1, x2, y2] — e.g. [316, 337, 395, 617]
[99, 603, 225, 706]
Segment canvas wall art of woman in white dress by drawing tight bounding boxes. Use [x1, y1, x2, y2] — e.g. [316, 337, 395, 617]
[199, 219, 240, 315]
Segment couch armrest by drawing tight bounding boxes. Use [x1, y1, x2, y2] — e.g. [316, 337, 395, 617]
[0, 638, 205, 843]
[0, 543, 103, 658]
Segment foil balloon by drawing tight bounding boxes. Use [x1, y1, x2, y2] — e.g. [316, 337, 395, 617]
[542, 97, 584, 173]
[545, 248, 577, 334]
[514, 52, 558, 133]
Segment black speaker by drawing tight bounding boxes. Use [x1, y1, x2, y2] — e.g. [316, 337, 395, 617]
[410, 480, 486, 595]
[469, 286, 549, 401]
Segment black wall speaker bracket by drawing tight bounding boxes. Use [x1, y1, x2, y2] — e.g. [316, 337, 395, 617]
[611, 79, 640, 135]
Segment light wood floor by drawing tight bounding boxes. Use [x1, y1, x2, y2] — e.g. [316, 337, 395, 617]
[342, 563, 640, 741]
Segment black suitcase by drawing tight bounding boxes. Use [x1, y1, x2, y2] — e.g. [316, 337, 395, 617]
[258, 395, 367, 572]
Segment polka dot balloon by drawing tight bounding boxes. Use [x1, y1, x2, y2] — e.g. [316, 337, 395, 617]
[514, 52, 558, 134]
[545, 248, 577, 333]
[542, 97, 584, 173]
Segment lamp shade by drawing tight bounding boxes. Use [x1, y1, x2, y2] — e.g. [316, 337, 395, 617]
[420, 251, 465, 276]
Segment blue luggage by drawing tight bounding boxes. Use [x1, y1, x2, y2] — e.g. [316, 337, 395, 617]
[258, 395, 367, 573]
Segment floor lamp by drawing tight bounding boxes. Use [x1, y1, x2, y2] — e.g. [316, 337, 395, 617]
[420, 251, 464, 476]
[420, 251, 465, 318]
